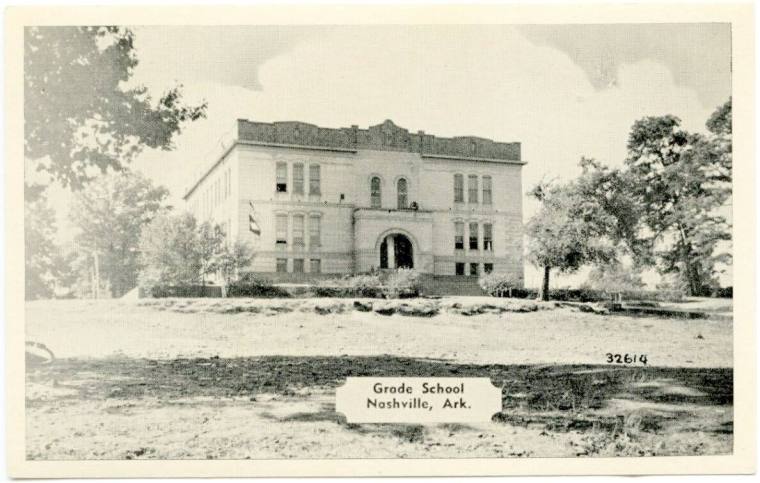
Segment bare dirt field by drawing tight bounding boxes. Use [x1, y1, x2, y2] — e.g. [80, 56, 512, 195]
[25, 298, 733, 459]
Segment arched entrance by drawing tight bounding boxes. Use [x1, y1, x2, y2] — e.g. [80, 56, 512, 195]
[379, 233, 414, 269]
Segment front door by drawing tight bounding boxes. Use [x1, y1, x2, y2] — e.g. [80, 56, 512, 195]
[394, 234, 414, 269]
[379, 234, 414, 269]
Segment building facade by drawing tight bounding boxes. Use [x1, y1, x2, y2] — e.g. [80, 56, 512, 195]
[183, 119, 525, 282]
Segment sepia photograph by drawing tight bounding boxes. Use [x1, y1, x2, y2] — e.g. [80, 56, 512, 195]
[5, 2, 756, 478]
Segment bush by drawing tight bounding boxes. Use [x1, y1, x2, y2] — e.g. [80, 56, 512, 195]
[655, 275, 689, 298]
[383, 268, 422, 299]
[488, 286, 684, 303]
[309, 274, 384, 298]
[713, 286, 733, 298]
[310, 285, 346, 297]
[149, 284, 222, 298]
[227, 273, 290, 298]
[479, 272, 521, 297]
[585, 265, 646, 293]
[347, 274, 384, 298]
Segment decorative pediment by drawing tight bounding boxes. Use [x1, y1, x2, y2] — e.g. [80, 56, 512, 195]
[360, 120, 413, 150]
[236, 119, 521, 161]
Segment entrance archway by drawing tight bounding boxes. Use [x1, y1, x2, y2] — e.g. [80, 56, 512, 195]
[379, 233, 414, 269]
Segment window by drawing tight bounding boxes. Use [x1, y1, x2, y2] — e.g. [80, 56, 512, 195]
[468, 175, 478, 203]
[309, 215, 321, 248]
[454, 222, 465, 250]
[370, 177, 382, 208]
[293, 163, 304, 194]
[310, 259, 321, 274]
[482, 175, 492, 205]
[454, 174, 464, 202]
[469, 222, 479, 250]
[483, 223, 493, 251]
[275, 214, 288, 247]
[293, 259, 305, 273]
[276, 258, 288, 273]
[276, 162, 287, 192]
[397, 178, 408, 209]
[309, 164, 321, 195]
[292, 214, 305, 249]
[455, 262, 465, 276]
[470, 263, 479, 277]
[484, 263, 494, 274]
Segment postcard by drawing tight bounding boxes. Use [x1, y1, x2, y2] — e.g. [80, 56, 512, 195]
[5, 2, 756, 477]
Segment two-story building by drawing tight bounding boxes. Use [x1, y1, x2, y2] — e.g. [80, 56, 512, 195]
[183, 119, 525, 284]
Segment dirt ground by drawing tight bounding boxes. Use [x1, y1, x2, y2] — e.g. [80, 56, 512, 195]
[25, 298, 733, 459]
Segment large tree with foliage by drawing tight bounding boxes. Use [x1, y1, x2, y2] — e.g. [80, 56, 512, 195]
[621, 100, 732, 295]
[70, 171, 169, 297]
[197, 222, 225, 287]
[138, 214, 253, 294]
[217, 240, 256, 291]
[24, 26, 206, 191]
[25, 193, 68, 299]
[526, 175, 620, 301]
[138, 212, 203, 290]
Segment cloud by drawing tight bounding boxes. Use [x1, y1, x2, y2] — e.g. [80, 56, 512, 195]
[519, 23, 731, 110]
[132, 25, 316, 90]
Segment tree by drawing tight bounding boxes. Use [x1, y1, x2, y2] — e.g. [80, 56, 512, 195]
[138, 212, 203, 290]
[70, 171, 169, 297]
[24, 26, 206, 191]
[197, 222, 225, 287]
[218, 241, 255, 287]
[526, 178, 618, 301]
[139, 214, 254, 295]
[573, 158, 647, 261]
[25, 193, 67, 299]
[622, 101, 732, 295]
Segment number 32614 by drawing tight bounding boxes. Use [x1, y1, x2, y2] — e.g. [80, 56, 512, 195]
[606, 353, 648, 365]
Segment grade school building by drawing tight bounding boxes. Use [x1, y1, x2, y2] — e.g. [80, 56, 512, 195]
[183, 119, 525, 284]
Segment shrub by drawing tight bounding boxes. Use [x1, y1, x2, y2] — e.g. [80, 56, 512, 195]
[479, 272, 521, 297]
[307, 274, 384, 298]
[227, 273, 290, 298]
[150, 284, 221, 298]
[618, 289, 684, 303]
[714, 286, 733, 298]
[383, 268, 422, 299]
[493, 286, 684, 303]
[655, 274, 689, 298]
[310, 285, 345, 297]
[585, 265, 646, 292]
[346, 273, 384, 298]
[309, 278, 355, 297]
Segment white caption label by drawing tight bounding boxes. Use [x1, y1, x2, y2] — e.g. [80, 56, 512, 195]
[335, 377, 502, 423]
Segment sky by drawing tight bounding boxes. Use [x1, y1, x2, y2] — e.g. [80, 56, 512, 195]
[52, 24, 733, 287]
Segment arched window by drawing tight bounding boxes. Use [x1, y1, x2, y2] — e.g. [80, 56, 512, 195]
[370, 177, 382, 208]
[397, 178, 408, 209]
